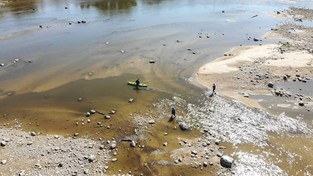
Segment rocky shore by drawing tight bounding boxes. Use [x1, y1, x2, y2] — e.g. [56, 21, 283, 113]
[197, 7, 313, 112]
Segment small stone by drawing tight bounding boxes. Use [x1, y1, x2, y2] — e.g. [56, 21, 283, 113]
[268, 82, 274, 88]
[111, 158, 118, 162]
[120, 50, 125, 53]
[191, 150, 198, 155]
[203, 162, 208, 167]
[74, 133, 79, 137]
[1, 141, 7, 146]
[77, 97, 83, 101]
[99, 145, 105, 150]
[109, 143, 117, 149]
[1, 160, 7, 165]
[86, 112, 91, 117]
[179, 122, 189, 131]
[149, 60, 156, 63]
[299, 101, 305, 106]
[97, 122, 102, 125]
[90, 110, 96, 114]
[130, 141, 137, 147]
[83, 169, 89, 174]
[129, 98, 134, 103]
[163, 142, 168, 146]
[220, 155, 234, 168]
[243, 93, 249, 98]
[88, 155, 96, 162]
[27, 141, 33, 145]
[30, 132, 37, 136]
[104, 115, 111, 119]
[148, 120, 155, 124]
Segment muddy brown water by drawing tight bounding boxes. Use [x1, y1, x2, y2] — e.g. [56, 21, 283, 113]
[1, 0, 313, 175]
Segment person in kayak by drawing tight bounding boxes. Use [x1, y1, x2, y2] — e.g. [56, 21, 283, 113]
[135, 78, 140, 90]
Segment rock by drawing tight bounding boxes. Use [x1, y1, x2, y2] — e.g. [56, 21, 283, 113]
[99, 145, 105, 150]
[90, 110, 96, 114]
[220, 155, 234, 168]
[130, 141, 137, 147]
[203, 162, 208, 167]
[111, 158, 118, 162]
[88, 155, 96, 162]
[109, 143, 117, 149]
[0, 63, 5, 67]
[104, 115, 111, 119]
[83, 169, 89, 174]
[86, 112, 91, 117]
[87, 119, 91, 123]
[149, 60, 156, 63]
[27, 141, 33, 145]
[1, 141, 7, 146]
[129, 98, 134, 103]
[163, 142, 168, 146]
[268, 82, 274, 88]
[243, 93, 249, 98]
[18, 170, 25, 176]
[109, 110, 116, 114]
[253, 38, 259, 42]
[179, 122, 189, 131]
[30, 132, 36, 136]
[299, 101, 305, 106]
[148, 120, 155, 124]
[74, 133, 79, 137]
[1, 160, 7, 165]
[120, 50, 125, 53]
[77, 97, 83, 101]
[191, 150, 198, 155]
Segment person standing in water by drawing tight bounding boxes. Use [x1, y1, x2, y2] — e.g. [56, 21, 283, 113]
[212, 83, 216, 94]
[169, 107, 176, 122]
[135, 78, 140, 90]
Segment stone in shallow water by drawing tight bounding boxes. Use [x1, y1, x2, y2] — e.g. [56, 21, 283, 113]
[179, 122, 189, 131]
[220, 155, 234, 168]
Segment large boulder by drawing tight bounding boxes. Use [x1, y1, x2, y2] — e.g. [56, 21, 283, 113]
[220, 155, 234, 168]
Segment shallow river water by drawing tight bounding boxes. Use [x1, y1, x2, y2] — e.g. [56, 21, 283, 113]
[1, 0, 313, 175]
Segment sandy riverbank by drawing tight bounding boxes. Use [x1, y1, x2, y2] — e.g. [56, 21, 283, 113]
[196, 7, 313, 110]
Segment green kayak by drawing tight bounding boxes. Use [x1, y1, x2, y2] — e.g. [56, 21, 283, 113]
[127, 81, 148, 87]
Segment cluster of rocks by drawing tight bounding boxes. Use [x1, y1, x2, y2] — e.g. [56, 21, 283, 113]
[171, 136, 234, 171]
[0, 126, 111, 175]
[0, 58, 32, 69]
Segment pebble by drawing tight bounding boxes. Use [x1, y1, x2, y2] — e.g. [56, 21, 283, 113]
[220, 155, 234, 168]
[163, 142, 168, 146]
[148, 120, 155, 124]
[77, 98, 83, 101]
[191, 150, 198, 155]
[109, 143, 117, 149]
[111, 158, 118, 162]
[90, 110, 96, 114]
[1, 141, 6, 146]
[130, 141, 137, 147]
[104, 115, 111, 119]
[129, 98, 134, 103]
[1, 160, 7, 165]
[88, 155, 96, 162]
